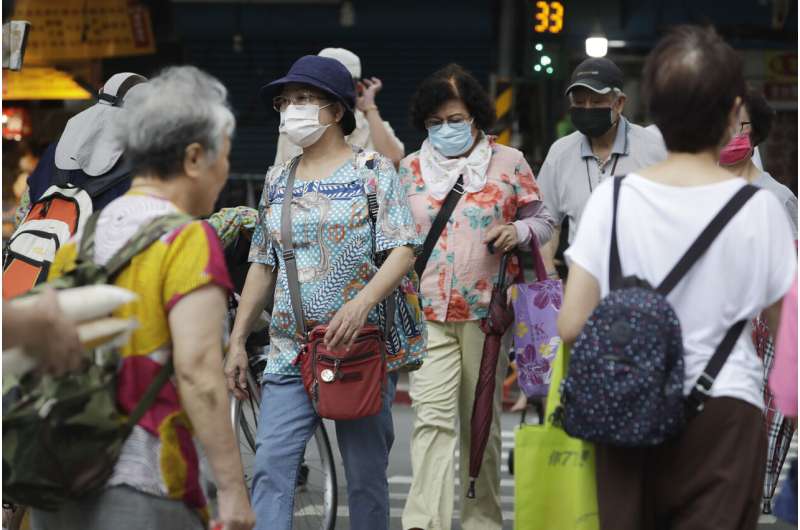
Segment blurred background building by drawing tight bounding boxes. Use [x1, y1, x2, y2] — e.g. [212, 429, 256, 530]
[2, 0, 796, 214]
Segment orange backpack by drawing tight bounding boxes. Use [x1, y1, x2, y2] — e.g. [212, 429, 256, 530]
[3, 185, 92, 299]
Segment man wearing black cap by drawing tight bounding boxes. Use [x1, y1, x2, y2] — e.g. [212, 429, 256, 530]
[537, 57, 666, 276]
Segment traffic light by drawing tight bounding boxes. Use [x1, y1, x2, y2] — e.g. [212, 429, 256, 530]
[523, 1, 565, 79]
[528, 41, 561, 78]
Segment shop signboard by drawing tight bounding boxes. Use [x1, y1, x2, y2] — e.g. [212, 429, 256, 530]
[13, 0, 155, 64]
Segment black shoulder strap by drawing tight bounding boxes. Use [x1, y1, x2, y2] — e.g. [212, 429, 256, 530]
[414, 175, 465, 278]
[657, 185, 759, 296]
[686, 319, 747, 416]
[51, 166, 71, 188]
[608, 175, 626, 290]
[98, 73, 147, 107]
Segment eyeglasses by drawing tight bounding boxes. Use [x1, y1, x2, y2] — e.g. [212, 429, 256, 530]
[272, 93, 330, 112]
[739, 121, 752, 134]
[424, 114, 473, 130]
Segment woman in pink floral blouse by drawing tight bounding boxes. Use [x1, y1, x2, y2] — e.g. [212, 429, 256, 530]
[398, 64, 555, 530]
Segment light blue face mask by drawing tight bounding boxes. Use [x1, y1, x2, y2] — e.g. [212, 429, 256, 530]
[427, 120, 476, 157]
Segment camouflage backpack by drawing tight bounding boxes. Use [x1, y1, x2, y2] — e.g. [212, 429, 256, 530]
[2, 211, 191, 510]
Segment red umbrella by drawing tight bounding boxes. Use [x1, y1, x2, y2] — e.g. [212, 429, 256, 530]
[467, 252, 517, 499]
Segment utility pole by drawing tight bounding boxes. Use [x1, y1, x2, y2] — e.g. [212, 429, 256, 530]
[494, 0, 517, 146]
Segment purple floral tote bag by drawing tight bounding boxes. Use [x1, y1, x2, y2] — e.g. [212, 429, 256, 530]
[510, 234, 563, 398]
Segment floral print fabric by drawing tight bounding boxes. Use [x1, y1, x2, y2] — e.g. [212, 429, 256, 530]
[511, 278, 563, 397]
[249, 150, 421, 375]
[398, 138, 542, 322]
[207, 206, 258, 248]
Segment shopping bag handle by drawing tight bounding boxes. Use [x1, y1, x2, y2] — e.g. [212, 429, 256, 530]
[527, 229, 549, 283]
[544, 343, 568, 425]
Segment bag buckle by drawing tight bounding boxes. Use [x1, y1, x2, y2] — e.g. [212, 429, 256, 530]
[694, 372, 714, 395]
[687, 373, 714, 414]
[282, 249, 295, 261]
[452, 181, 465, 195]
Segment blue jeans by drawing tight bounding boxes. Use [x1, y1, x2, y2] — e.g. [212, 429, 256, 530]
[252, 372, 397, 530]
[774, 458, 797, 524]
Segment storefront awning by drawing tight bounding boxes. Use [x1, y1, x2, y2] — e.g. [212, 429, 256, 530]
[2, 67, 93, 101]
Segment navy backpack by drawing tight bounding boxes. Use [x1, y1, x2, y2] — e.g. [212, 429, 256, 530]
[560, 175, 758, 447]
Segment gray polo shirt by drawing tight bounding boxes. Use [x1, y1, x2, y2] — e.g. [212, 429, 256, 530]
[538, 116, 667, 242]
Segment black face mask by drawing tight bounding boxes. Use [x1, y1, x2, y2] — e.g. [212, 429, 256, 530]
[570, 107, 616, 138]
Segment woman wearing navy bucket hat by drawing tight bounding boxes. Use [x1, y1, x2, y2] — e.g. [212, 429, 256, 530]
[226, 55, 422, 530]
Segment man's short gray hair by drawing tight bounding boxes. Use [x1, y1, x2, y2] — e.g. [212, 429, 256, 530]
[114, 65, 236, 179]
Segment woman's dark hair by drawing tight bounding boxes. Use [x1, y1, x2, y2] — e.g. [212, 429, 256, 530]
[643, 25, 745, 153]
[743, 89, 774, 147]
[410, 63, 495, 132]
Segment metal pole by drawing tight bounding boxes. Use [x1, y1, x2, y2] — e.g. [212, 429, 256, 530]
[497, 0, 514, 77]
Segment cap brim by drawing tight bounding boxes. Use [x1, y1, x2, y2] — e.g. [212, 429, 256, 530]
[565, 81, 614, 96]
[259, 73, 353, 111]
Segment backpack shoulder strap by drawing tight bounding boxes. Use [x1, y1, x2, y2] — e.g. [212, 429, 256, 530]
[124, 357, 174, 433]
[608, 175, 627, 290]
[78, 211, 193, 279]
[103, 213, 194, 278]
[355, 152, 397, 339]
[77, 211, 102, 263]
[356, 151, 380, 225]
[657, 184, 759, 296]
[686, 319, 747, 416]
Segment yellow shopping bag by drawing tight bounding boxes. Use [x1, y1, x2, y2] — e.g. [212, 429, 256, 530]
[514, 344, 600, 530]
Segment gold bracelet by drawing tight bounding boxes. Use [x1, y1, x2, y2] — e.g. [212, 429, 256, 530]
[362, 106, 378, 113]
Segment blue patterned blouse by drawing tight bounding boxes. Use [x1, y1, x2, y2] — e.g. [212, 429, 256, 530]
[249, 149, 421, 376]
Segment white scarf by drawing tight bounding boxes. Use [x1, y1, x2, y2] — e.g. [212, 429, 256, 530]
[420, 133, 492, 200]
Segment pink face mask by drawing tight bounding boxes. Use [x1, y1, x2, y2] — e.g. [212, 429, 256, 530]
[719, 133, 753, 166]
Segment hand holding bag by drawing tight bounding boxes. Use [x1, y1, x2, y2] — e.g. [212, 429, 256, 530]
[514, 344, 599, 530]
[281, 157, 387, 421]
[510, 231, 563, 398]
[298, 325, 386, 420]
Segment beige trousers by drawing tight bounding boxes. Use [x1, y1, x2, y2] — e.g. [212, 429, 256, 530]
[402, 320, 508, 530]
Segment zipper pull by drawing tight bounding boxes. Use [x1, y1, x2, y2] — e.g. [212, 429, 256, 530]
[333, 358, 342, 380]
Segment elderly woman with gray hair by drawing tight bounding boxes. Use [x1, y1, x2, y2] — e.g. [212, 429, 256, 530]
[31, 66, 255, 530]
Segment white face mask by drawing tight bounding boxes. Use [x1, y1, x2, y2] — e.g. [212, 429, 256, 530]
[279, 103, 332, 148]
